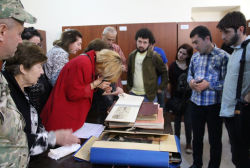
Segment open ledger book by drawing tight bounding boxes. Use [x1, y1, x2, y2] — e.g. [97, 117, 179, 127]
[105, 93, 144, 123]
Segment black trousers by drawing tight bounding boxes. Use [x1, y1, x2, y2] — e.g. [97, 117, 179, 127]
[224, 117, 250, 168]
[191, 102, 222, 168]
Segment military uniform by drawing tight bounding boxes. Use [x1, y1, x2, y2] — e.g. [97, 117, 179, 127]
[0, 0, 37, 167]
[0, 73, 29, 167]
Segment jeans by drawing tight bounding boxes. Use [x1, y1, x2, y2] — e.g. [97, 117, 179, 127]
[191, 102, 222, 168]
[157, 91, 166, 112]
[224, 117, 250, 168]
[129, 92, 158, 103]
[174, 101, 192, 144]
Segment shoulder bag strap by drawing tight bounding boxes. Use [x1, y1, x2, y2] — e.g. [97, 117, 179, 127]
[235, 39, 250, 100]
[80, 53, 94, 82]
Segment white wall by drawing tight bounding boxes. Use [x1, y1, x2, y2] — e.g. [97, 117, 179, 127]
[22, 0, 250, 51]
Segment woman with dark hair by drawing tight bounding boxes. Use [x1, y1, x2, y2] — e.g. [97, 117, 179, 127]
[44, 29, 82, 86]
[2, 41, 79, 157]
[168, 43, 193, 154]
[23, 27, 52, 115]
[41, 39, 123, 132]
[21, 27, 43, 47]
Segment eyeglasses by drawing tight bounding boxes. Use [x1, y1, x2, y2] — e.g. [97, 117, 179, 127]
[37, 43, 42, 48]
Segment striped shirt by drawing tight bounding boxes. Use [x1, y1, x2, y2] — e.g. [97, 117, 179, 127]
[187, 45, 229, 106]
[110, 44, 127, 88]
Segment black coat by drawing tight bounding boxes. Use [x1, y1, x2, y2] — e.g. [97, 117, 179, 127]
[2, 70, 43, 150]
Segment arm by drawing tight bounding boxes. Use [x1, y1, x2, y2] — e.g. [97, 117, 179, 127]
[65, 60, 93, 101]
[187, 56, 195, 90]
[164, 63, 169, 71]
[160, 49, 168, 71]
[28, 124, 56, 156]
[28, 124, 79, 156]
[127, 54, 133, 92]
[65, 61, 112, 101]
[156, 54, 168, 91]
[244, 91, 250, 103]
[102, 87, 124, 96]
[116, 46, 127, 72]
[208, 54, 229, 91]
[49, 51, 69, 86]
[168, 62, 175, 86]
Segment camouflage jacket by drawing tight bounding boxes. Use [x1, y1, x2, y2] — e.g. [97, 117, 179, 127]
[0, 73, 29, 168]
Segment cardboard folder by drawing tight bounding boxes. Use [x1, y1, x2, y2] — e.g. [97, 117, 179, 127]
[73, 132, 182, 168]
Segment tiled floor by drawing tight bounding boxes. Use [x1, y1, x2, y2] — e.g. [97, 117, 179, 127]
[172, 122, 235, 168]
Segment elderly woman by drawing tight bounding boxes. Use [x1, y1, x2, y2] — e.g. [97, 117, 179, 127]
[22, 27, 52, 114]
[2, 41, 79, 157]
[2, 27, 52, 114]
[44, 29, 82, 86]
[41, 39, 122, 132]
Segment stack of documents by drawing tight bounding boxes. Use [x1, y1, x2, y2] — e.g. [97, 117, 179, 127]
[109, 108, 164, 129]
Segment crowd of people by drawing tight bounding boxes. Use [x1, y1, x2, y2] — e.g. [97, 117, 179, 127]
[0, 1, 250, 168]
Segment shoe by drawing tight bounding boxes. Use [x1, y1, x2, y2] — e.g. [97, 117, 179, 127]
[185, 143, 192, 154]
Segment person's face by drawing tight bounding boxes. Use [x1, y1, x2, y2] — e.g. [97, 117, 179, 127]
[177, 48, 189, 61]
[191, 34, 210, 55]
[0, 19, 23, 59]
[29, 36, 42, 48]
[22, 62, 44, 86]
[102, 31, 116, 47]
[136, 37, 149, 53]
[220, 28, 239, 46]
[68, 36, 82, 54]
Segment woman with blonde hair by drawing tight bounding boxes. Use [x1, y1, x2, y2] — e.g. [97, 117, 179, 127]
[41, 39, 122, 131]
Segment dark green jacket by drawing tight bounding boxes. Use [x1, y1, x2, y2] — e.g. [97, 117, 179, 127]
[127, 48, 168, 102]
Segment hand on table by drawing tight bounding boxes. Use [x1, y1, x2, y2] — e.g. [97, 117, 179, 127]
[55, 129, 80, 146]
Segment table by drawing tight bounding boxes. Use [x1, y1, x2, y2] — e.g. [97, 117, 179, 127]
[29, 111, 173, 168]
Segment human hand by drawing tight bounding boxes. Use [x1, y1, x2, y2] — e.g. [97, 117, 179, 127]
[112, 87, 124, 96]
[244, 91, 250, 103]
[193, 79, 209, 91]
[157, 89, 162, 93]
[55, 129, 80, 146]
[121, 65, 127, 72]
[189, 79, 196, 90]
[95, 77, 111, 90]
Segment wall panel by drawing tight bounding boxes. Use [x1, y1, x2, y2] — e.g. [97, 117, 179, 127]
[62, 25, 117, 60]
[37, 29, 47, 54]
[147, 23, 178, 66]
[178, 22, 224, 52]
[247, 20, 250, 36]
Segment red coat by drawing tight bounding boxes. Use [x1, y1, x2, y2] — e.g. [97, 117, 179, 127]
[40, 50, 96, 132]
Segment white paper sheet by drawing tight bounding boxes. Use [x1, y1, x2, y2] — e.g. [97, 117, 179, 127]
[48, 144, 81, 160]
[73, 123, 105, 139]
[116, 93, 144, 106]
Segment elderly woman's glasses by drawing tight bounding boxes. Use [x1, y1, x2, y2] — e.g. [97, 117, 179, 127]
[37, 43, 42, 48]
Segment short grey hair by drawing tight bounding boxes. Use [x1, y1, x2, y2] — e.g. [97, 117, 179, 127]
[0, 18, 23, 30]
[0, 18, 14, 30]
[102, 27, 117, 36]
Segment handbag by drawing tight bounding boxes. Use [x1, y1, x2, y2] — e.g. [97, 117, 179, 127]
[165, 81, 187, 116]
[165, 96, 184, 116]
[234, 39, 250, 141]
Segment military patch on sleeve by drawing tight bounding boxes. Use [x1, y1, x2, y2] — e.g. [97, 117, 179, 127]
[0, 110, 4, 125]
